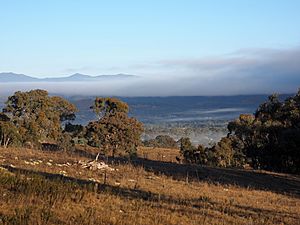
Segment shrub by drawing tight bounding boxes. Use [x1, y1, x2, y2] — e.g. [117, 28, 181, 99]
[143, 135, 178, 148]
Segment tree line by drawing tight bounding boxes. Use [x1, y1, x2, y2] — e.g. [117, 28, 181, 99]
[0, 90, 143, 157]
[180, 90, 300, 174]
[1, 89, 299, 174]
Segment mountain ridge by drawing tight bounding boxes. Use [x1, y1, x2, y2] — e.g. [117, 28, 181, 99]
[0, 72, 139, 82]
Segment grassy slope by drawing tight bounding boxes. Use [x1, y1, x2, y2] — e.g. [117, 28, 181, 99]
[0, 147, 299, 225]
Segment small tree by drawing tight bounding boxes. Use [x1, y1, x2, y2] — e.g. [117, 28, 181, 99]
[209, 137, 246, 168]
[196, 144, 209, 165]
[179, 137, 209, 164]
[179, 137, 197, 163]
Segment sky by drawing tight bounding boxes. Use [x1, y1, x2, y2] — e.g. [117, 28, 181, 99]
[0, 0, 300, 95]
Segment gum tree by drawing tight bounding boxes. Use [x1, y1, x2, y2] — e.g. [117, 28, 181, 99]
[85, 97, 143, 158]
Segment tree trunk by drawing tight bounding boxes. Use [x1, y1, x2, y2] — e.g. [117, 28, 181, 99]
[112, 150, 115, 159]
[3, 137, 10, 148]
[95, 153, 100, 161]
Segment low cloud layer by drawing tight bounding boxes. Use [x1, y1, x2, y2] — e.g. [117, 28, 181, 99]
[1, 47, 300, 96]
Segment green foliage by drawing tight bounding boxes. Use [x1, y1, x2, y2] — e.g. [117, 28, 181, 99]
[0, 90, 145, 157]
[209, 137, 246, 168]
[64, 123, 86, 145]
[0, 114, 21, 148]
[181, 90, 300, 173]
[179, 137, 199, 163]
[143, 135, 178, 148]
[2, 89, 77, 145]
[86, 97, 143, 157]
[91, 97, 129, 118]
[57, 133, 74, 152]
[179, 136, 245, 167]
[64, 123, 84, 136]
[228, 90, 300, 173]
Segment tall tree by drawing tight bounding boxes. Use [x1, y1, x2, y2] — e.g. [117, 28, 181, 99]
[227, 90, 300, 173]
[85, 97, 143, 157]
[3, 89, 77, 145]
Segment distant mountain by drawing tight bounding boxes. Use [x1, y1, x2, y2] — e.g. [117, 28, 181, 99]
[43, 73, 92, 82]
[0, 72, 39, 82]
[0, 72, 139, 82]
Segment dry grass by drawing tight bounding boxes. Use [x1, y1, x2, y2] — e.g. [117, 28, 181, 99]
[137, 147, 180, 163]
[0, 147, 299, 225]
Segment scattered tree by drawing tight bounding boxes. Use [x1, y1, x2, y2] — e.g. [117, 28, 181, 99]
[85, 97, 143, 157]
[2, 89, 77, 147]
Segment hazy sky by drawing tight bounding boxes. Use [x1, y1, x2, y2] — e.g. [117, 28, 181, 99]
[1, 1, 300, 95]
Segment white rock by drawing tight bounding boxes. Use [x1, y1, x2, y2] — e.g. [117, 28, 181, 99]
[80, 160, 114, 171]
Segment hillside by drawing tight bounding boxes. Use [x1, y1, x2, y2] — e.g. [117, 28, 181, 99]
[0, 146, 299, 225]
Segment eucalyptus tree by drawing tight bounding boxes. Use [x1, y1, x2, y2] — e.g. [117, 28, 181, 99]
[2, 89, 77, 146]
[85, 97, 143, 158]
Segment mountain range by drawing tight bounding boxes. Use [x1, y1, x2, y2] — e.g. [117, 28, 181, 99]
[0, 72, 139, 82]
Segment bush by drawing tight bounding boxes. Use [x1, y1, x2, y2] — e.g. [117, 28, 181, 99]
[143, 135, 178, 148]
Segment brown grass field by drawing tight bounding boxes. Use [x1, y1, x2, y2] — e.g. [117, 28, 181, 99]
[0, 146, 299, 225]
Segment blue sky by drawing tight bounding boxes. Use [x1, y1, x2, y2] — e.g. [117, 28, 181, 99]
[0, 1, 300, 95]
